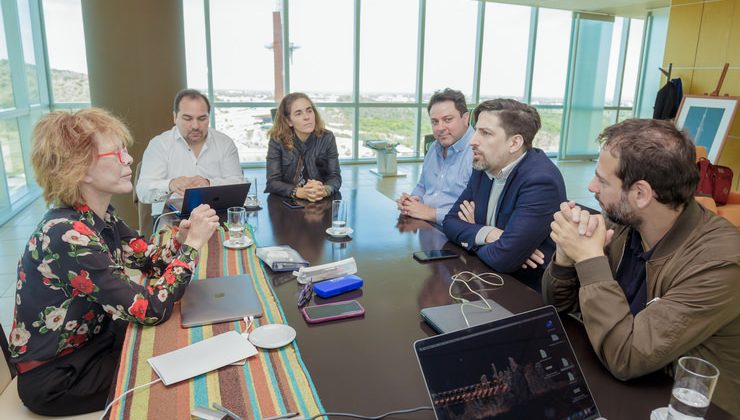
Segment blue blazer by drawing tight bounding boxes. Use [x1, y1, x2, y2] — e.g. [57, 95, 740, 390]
[443, 148, 566, 288]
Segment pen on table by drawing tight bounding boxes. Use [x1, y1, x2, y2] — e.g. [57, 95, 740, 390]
[263, 412, 299, 420]
[212, 402, 243, 420]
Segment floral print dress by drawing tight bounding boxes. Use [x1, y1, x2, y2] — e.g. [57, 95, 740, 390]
[9, 204, 199, 365]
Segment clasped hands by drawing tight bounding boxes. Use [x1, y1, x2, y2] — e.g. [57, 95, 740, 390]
[296, 179, 328, 202]
[169, 176, 210, 195]
[550, 201, 615, 267]
[174, 204, 220, 250]
[454, 200, 558, 271]
[396, 193, 435, 221]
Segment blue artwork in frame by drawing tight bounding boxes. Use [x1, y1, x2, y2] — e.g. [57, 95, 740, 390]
[675, 95, 739, 163]
[684, 107, 725, 151]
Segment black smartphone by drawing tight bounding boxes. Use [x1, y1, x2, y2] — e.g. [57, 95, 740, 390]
[413, 249, 459, 262]
[282, 199, 305, 209]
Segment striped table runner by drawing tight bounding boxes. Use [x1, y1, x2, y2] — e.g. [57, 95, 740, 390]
[108, 226, 324, 419]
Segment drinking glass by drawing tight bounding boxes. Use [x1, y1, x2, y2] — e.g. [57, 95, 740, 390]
[331, 199, 347, 235]
[667, 356, 719, 420]
[227, 207, 247, 247]
[245, 177, 259, 207]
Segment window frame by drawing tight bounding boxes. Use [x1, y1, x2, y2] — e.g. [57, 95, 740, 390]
[0, 0, 52, 225]
[177, 1, 643, 166]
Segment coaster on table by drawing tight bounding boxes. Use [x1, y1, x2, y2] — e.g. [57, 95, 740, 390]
[223, 237, 253, 249]
[325, 227, 353, 238]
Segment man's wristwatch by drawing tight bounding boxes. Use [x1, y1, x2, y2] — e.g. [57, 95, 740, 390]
[290, 187, 298, 199]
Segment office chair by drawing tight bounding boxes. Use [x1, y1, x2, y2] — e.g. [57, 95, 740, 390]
[0, 325, 102, 419]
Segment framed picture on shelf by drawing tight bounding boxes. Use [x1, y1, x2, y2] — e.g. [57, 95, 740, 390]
[674, 95, 739, 163]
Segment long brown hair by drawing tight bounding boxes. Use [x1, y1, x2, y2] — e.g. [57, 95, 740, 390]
[268, 92, 325, 151]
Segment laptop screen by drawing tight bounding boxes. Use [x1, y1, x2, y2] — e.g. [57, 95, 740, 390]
[414, 306, 599, 420]
[167, 182, 250, 217]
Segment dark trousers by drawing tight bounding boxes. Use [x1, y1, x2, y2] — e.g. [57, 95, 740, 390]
[17, 321, 126, 416]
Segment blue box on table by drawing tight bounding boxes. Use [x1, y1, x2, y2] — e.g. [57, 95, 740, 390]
[314, 275, 363, 298]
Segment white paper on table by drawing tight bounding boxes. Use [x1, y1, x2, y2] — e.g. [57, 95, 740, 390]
[148, 331, 257, 385]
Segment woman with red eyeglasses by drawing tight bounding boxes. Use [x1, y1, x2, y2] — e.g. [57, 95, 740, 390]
[9, 108, 220, 415]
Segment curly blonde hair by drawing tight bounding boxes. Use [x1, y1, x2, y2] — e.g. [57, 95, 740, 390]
[31, 108, 133, 207]
[268, 92, 325, 151]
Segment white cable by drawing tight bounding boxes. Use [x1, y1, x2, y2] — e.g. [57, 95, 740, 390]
[242, 315, 254, 338]
[448, 271, 504, 327]
[99, 377, 162, 420]
[306, 406, 433, 419]
[153, 210, 178, 235]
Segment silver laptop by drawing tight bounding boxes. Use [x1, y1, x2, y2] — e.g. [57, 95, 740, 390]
[421, 299, 513, 334]
[181, 274, 263, 328]
[414, 306, 600, 420]
[167, 182, 250, 217]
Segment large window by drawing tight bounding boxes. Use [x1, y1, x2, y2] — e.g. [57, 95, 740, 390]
[618, 18, 645, 122]
[480, 3, 531, 102]
[183, 0, 207, 91]
[0, 7, 14, 110]
[42, 0, 89, 104]
[359, 0, 418, 103]
[183, 1, 648, 164]
[531, 9, 571, 107]
[290, 0, 353, 100]
[211, 0, 276, 103]
[422, 0, 478, 102]
[359, 0, 420, 157]
[18, 0, 40, 105]
[530, 8, 571, 153]
[0, 1, 653, 224]
[0, 0, 53, 225]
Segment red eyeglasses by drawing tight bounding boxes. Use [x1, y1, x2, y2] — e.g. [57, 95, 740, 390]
[97, 147, 130, 164]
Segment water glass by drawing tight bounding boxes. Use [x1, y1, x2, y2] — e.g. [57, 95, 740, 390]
[667, 356, 719, 420]
[245, 177, 259, 207]
[331, 199, 347, 235]
[227, 207, 247, 247]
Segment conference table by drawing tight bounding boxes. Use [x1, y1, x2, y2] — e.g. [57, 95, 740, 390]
[112, 187, 733, 419]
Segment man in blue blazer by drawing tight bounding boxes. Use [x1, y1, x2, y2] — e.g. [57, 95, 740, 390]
[443, 99, 566, 289]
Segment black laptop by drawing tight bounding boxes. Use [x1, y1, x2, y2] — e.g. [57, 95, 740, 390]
[167, 182, 250, 217]
[414, 306, 600, 420]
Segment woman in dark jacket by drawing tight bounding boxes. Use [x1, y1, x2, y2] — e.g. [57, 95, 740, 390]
[265, 92, 341, 201]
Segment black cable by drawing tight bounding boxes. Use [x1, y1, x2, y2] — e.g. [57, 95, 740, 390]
[305, 406, 433, 420]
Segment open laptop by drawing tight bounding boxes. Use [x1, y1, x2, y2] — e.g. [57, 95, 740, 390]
[167, 182, 250, 217]
[414, 306, 600, 420]
[180, 274, 263, 328]
[421, 298, 513, 334]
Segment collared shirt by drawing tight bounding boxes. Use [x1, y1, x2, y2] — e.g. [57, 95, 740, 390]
[136, 126, 243, 204]
[411, 126, 474, 225]
[475, 151, 527, 245]
[615, 229, 655, 315]
[10, 205, 199, 364]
